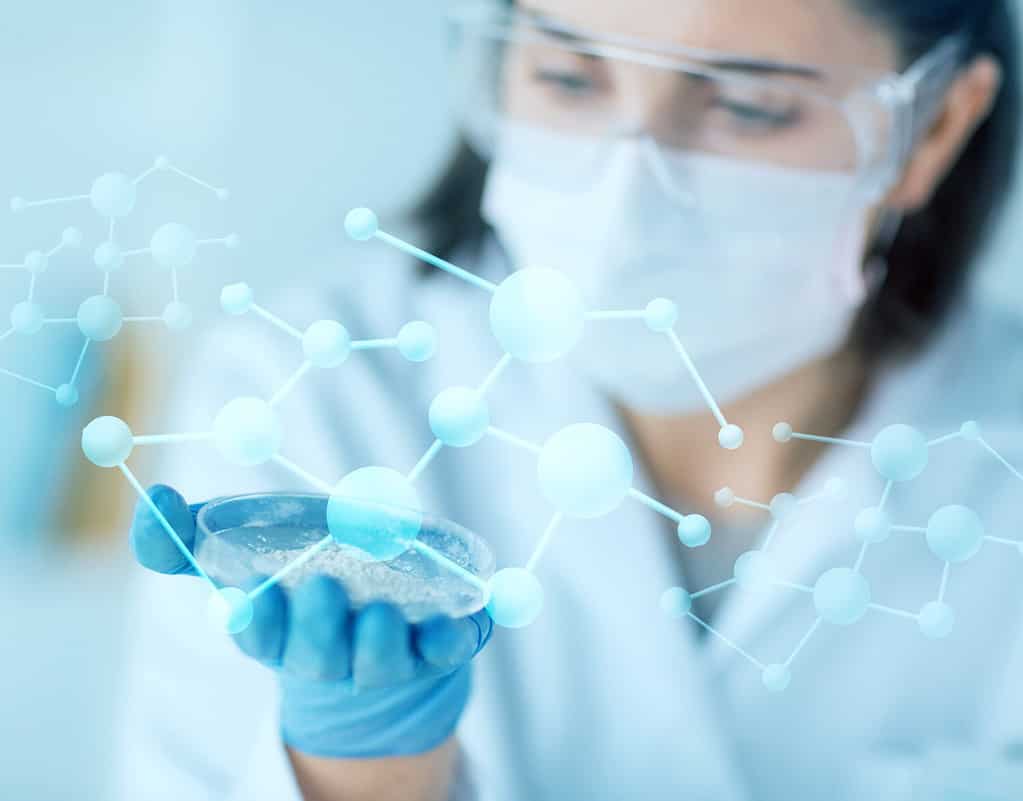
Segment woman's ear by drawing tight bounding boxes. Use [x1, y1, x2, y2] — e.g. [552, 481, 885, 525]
[886, 55, 1002, 212]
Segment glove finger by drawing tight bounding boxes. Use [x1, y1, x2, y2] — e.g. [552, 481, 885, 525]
[129, 485, 198, 575]
[232, 576, 287, 668]
[415, 615, 481, 671]
[283, 575, 352, 682]
[352, 602, 415, 690]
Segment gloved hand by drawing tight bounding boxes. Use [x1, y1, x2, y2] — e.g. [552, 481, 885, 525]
[130, 484, 494, 759]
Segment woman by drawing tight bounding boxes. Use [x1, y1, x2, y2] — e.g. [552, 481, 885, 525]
[117, 0, 1023, 799]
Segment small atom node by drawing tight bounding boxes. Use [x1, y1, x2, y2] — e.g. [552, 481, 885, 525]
[162, 301, 193, 331]
[397, 321, 438, 362]
[55, 384, 80, 408]
[734, 550, 776, 592]
[429, 387, 490, 448]
[769, 492, 798, 522]
[303, 320, 352, 368]
[90, 172, 138, 218]
[10, 301, 44, 335]
[489, 268, 586, 364]
[660, 587, 693, 619]
[207, 587, 255, 634]
[327, 466, 423, 561]
[94, 241, 125, 272]
[151, 223, 198, 269]
[220, 282, 255, 315]
[677, 514, 712, 548]
[344, 207, 379, 241]
[486, 567, 544, 629]
[762, 664, 792, 693]
[813, 567, 871, 626]
[918, 601, 955, 639]
[644, 298, 678, 333]
[81, 416, 134, 468]
[855, 506, 892, 544]
[536, 423, 634, 519]
[871, 424, 929, 482]
[213, 397, 284, 466]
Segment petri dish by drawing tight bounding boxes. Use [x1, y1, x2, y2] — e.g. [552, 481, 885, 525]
[194, 493, 495, 623]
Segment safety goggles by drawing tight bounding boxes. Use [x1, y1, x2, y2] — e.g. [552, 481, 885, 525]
[446, 2, 966, 202]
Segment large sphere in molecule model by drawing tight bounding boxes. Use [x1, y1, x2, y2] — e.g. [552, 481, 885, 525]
[429, 387, 490, 448]
[94, 241, 125, 272]
[151, 223, 198, 269]
[813, 567, 871, 625]
[10, 301, 44, 335]
[486, 568, 544, 628]
[327, 466, 422, 561]
[303, 320, 352, 368]
[207, 587, 254, 634]
[213, 397, 283, 466]
[925, 505, 984, 564]
[77, 295, 123, 342]
[23, 250, 48, 274]
[537, 423, 634, 519]
[81, 416, 134, 468]
[870, 424, 929, 483]
[90, 172, 137, 218]
[489, 268, 586, 364]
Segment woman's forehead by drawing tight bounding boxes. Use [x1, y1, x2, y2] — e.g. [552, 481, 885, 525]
[519, 0, 897, 73]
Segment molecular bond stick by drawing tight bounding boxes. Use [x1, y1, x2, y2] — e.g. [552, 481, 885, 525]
[659, 419, 1023, 693]
[3, 156, 238, 407]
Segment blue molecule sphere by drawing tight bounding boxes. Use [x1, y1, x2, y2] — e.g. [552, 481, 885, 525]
[813, 567, 871, 625]
[345, 208, 379, 241]
[94, 241, 124, 272]
[10, 196, 26, 213]
[677, 514, 711, 548]
[62, 227, 84, 248]
[55, 384, 79, 408]
[644, 298, 678, 332]
[718, 424, 745, 451]
[303, 320, 352, 368]
[959, 420, 982, 441]
[220, 282, 254, 315]
[773, 422, 794, 443]
[489, 268, 586, 363]
[162, 301, 193, 331]
[397, 321, 437, 362]
[762, 664, 792, 693]
[487, 568, 544, 628]
[429, 387, 490, 448]
[537, 423, 634, 519]
[327, 466, 422, 561]
[10, 301, 44, 335]
[855, 506, 892, 544]
[207, 587, 254, 634]
[926, 505, 984, 563]
[734, 550, 776, 591]
[77, 295, 123, 342]
[871, 424, 929, 482]
[660, 587, 693, 619]
[770, 492, 797, 521]
[213, 397, 283, 466]
[23, 250, 47, 273]
[90, 172, 137, 218]
[918, 601, 955, 639]
[81, 416, 134, 468]
[151, 223, 198, 269]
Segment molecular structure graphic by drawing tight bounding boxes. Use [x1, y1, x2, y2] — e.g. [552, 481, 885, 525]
[3, 157, 238, 407]
[660, 420, 1023, 692]
[79, 204, 741, 636]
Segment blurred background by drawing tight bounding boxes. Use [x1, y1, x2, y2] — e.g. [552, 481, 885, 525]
[0, 2, 1019, 799]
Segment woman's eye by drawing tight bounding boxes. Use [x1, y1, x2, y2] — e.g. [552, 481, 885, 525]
[714, 98, 802, 131]
[533, 68, 599, 97]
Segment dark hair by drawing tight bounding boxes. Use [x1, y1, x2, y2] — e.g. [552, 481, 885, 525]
[417, 1, 1020, 360]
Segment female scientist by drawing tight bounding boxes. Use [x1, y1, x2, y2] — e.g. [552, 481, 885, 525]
[118, 0, 1023, 799]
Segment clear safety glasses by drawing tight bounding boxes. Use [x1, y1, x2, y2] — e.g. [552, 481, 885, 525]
[446, 2, 966, 201]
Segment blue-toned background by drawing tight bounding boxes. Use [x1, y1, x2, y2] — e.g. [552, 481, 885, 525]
[0, 3, 1020, 799]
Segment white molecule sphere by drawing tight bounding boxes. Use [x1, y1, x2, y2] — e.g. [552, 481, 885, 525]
[660, 587, 693, 619]
[770, 492, 797, 521]
[855, 506, 892, 544]
[926, 505, 984, 564]
[151, 223, 198, 269]
[81, 416, 134, 468]
[10, 301, 44, 335]
[61, 227, 83, 248]
[220, 282, 254, 315]
[216, 188, 231, 202]
[397, 321, 437, 362]
[918, 601, 955, 639]
[90, 172, 137, 218]
[10, 196, 26, 213]
[154, 155, 171, 170]
[224, 233, 241, 249]
[644, 298, 678, 332]
[77, 295, 123, 342]
[813, 568, 871, 625]
[429, 387, 489, 448]
[959, 420, 982, 441]
[55, 384, 79, 408]
[537, 423, 634, 519]
[327, 466, 422, 561]
[718, 424, 745, 451]
[714, 487, 736, 508]
[489, 268, 586, 364]
[677, 514, 712, 548]
[773, 422, 794, 443]
[24, 250, 48, 274]
[871, 424, 929, 482]
[162, 301, 193, 331]
[734, 550, 776, 591]
[207, 587, 254, 634]
[762, 664, 792, 693]
[213, 397, 283, 466]
[345, 207, 379, 241]
[303, 320, 352, 368]
[93, 241, 124, 272]
[486, 568, 544, 628]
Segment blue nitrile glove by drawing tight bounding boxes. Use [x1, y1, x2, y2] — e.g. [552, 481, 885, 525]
[130, 484, 494, 758]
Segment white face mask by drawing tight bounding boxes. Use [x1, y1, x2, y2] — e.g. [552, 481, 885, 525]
[481, 124, 876, 414]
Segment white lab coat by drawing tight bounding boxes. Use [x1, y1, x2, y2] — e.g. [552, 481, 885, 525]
[114, 237, 1023, 801]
